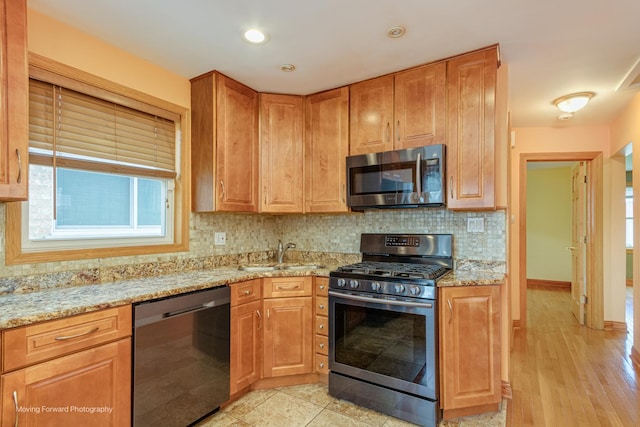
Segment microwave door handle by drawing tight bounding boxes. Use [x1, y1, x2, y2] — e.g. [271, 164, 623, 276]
[415, 153, 422, 196]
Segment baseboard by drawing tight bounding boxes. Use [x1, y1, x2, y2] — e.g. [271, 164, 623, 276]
[527, 279, 571, 289]
[631, 347, 640, 368]
[603, 321, 627, 332]
[501, 380, 513, 399]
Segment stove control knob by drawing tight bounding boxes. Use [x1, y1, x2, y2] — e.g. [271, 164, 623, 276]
[336, 278, 346, 288]
[350, 279, 360, 289]
[410, 286, 421, 296]
[394, 284, 405, 294]
[370, 282, 381, 291]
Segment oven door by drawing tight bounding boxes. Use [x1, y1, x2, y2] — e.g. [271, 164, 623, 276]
[329, 290, 438, 400]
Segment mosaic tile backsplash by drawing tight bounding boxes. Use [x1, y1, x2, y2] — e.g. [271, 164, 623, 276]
[0, 202, 505, 292]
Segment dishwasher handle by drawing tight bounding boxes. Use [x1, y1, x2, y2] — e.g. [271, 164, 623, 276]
[163, 300, 219, 318]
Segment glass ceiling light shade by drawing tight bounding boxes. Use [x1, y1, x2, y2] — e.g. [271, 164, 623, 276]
[242, 28, 269, 44]
[553, 92, 594, 113]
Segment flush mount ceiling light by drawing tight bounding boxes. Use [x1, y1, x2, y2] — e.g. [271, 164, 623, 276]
[242, 28, 269, 45]
[387, 25, 406, 38]
[280, 64, 296, 72]
[553, 92, 595, 113]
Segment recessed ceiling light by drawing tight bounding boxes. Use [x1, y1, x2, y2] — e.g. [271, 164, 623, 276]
[242, 28, 269, 45]
[387, 25, 406, 38]
[280, 64, 296, 72]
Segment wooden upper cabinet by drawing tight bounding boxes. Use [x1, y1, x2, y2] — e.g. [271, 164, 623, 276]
[349, 62, 446, 156]
[304, 87, 349, 213]
[394, 63, 446, 149]
[190, 71, 259, 212]
[0, 0, 28, 201]
[349, 75, 394, 155]
[446, 47, 498, 210]
[259, 94, 304, 213]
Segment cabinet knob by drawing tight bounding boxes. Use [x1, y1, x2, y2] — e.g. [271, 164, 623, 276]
[319, 285, 325, 290]
[243, 290, 251, 295]
[319, 324, 324, 329]
[319, 304, 325, 309]
[319, 363, 325, 368]
[319, 343, 325, 349]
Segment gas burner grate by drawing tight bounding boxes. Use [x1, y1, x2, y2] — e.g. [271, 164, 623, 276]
[336, 261, 450, 280]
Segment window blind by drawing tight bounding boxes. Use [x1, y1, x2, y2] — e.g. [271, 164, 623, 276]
[28, 79, 176, 178]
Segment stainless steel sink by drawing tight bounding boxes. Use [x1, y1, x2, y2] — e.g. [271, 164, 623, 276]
[237, 263, 323, 272]
[280, 264, 323, 270]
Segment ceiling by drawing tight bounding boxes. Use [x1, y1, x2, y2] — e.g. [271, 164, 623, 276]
[28, 0, 640, 128]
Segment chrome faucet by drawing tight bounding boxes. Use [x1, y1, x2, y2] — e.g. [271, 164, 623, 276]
[277, 239, 296, 263]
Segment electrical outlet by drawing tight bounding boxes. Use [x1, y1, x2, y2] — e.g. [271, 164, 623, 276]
[467, 218, 485, 233]
[214, 232, 226, 246]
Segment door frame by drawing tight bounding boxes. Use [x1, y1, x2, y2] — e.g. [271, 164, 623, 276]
[519, 151, 604, 329]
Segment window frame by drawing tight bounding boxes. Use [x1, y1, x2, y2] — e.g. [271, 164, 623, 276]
[5, 53, 190, 265]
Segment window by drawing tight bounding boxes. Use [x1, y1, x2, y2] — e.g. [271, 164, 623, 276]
[627, 186, 633, 248]
[5, 57, 188, 264]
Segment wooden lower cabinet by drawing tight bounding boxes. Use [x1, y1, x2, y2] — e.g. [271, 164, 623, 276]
[230, 299, 262, 394]
[263, 296, 313, 377]
[439, 285, 501, 417]
[1, 339, 131, 426]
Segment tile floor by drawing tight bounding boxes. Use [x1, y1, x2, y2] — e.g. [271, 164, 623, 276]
[197, 383, 506, 427]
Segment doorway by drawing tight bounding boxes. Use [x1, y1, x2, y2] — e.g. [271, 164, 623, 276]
[518, 152, 604, 329]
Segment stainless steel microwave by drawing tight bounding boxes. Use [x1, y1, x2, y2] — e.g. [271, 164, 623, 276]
[346, 144, 446, 209]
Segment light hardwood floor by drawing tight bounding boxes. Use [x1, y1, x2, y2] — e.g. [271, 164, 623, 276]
[507, 287, 640, 426]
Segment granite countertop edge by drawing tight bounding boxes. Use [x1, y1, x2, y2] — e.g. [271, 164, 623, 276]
[0, 267, 504, 329]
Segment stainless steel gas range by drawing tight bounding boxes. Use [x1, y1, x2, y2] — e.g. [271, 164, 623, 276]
[328, 233, 453, 427]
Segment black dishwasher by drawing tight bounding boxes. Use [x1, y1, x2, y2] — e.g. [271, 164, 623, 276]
[132, 286, 230, 426]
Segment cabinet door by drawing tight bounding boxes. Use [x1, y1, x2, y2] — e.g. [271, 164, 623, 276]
[446, 48, 497, 210]
[0, 0, 28, 201]
[304, 87, 349, 213]
[216, 74, 259, 212]
[1, 339, 131, 427]
[260, 94, 304, 212]
[263, 297, 313, 377]
[230, 300, 262, 395]
[439, 285, 501, 411]
[394, 62, 446, 149]
[349, 75, 394, 155]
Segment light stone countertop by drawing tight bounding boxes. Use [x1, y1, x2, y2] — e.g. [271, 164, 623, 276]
[0, 265, 503, 330]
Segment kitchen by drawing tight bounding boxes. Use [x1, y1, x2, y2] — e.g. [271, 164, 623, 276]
[1, 1, 639, 426]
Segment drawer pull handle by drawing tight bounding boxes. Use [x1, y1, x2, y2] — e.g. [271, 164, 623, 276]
[243, 290, 251, 295]
[447, 299, 453, 325]
[13, 391, 18, 427]
[277, 284, 300, 290]
[54, 326, 99, 341]
[319, 343, 325, 349]
[256, 310, 262, 329]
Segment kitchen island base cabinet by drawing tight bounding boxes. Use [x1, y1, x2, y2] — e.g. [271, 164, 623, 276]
[1, 339, 131, 426]
[439, 285, 501, 419]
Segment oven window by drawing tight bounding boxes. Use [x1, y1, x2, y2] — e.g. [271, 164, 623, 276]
[333, 302, 428, 385]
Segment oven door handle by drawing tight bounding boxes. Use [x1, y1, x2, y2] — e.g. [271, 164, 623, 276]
[329, 290, 433, 309]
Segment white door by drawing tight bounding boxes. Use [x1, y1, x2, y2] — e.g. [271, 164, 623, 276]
[570, 162, 587, 325]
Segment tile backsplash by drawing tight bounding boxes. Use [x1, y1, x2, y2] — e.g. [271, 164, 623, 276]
[0, 202, 505, 287]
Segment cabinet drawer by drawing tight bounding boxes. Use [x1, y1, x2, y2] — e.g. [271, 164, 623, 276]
[315, 277, 329, 297]
[315, 315, 328, 336]
[231, 279, 262, 306]
[2, 306, 132, 372]
[263, 277, 312, 298]
[315, 334, 328, 356]
[316, 353, 329, 375]
[316, 296, 328, 316]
